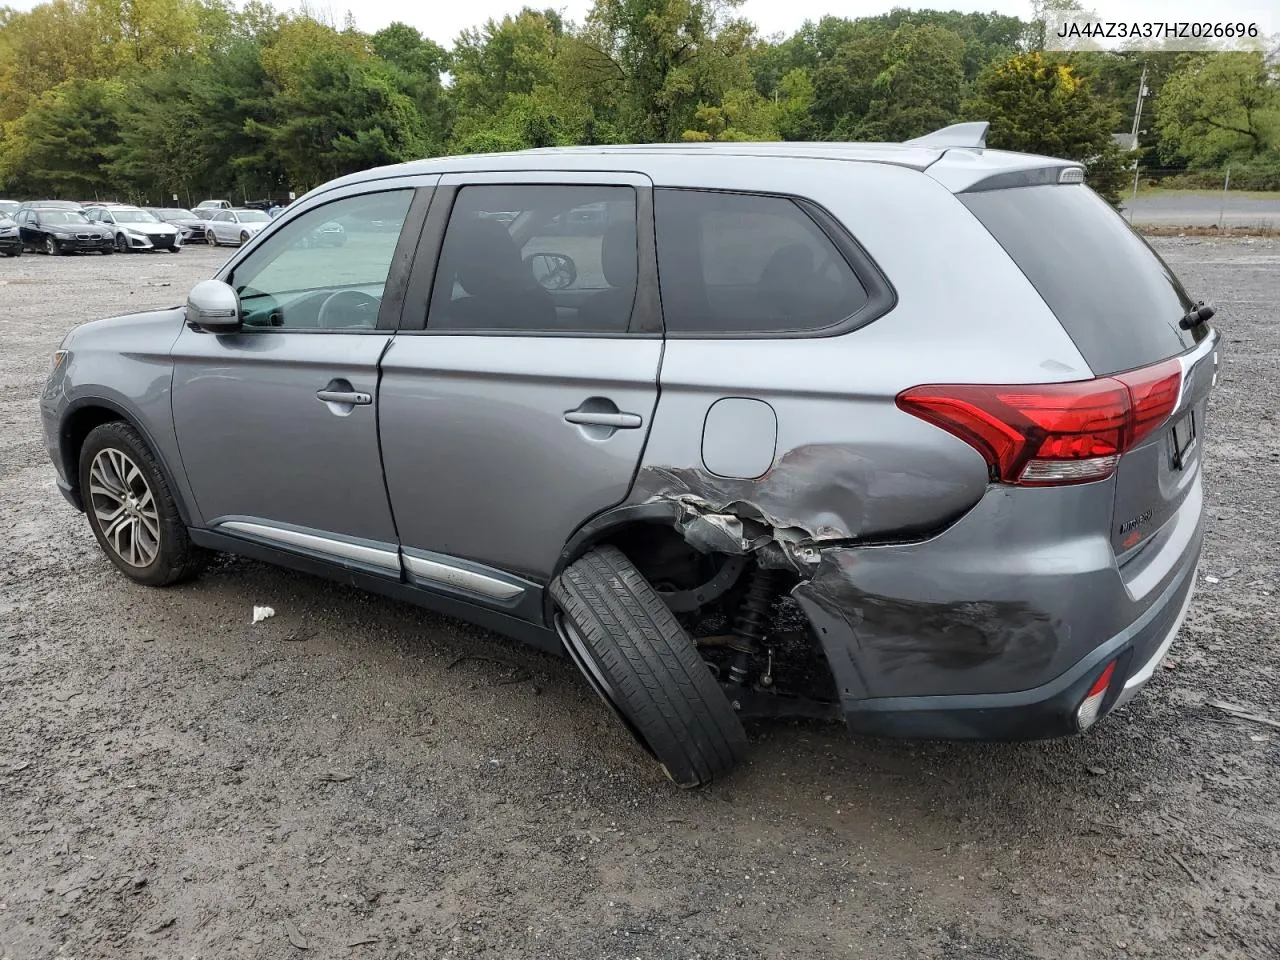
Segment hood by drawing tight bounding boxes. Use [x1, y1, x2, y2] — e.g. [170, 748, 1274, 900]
[61, 307, 187, 352]
[122, 222, 178, 236]
[47, 222, 105, 235]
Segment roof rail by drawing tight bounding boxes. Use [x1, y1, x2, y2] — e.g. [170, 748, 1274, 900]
[905, 121, 989, 149]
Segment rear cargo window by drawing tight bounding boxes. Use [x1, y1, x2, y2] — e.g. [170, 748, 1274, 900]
[960, 185, 1198, 375]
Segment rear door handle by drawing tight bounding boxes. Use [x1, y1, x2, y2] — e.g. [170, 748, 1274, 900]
[316, 389, 372, 405]
[564, 410, 642, 429]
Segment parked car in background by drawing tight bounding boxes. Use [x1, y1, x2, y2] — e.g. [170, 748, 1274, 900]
[300, 220, 345, 247]
[0, 200, 20, 218]
[16, 208, 112, 255]
[84, 205, 182, 253]
[194, 199, 232, 213]
[0, 215, 21, 257]
[148, 208, 209, 243]
[17, 200, 85, 214]
[205, 208, 271, 246]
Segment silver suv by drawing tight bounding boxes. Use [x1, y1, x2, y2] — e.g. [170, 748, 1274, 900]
[41, 124, 1219, 786]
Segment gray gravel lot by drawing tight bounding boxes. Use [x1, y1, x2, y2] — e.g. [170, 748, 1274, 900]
[1, 242, 1278, 959]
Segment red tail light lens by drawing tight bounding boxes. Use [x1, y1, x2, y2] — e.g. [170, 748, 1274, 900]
[896, 359, 1181, 487]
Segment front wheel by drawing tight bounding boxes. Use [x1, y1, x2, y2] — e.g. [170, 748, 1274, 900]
[207, 232, 218, 246]
[550, 545, 749, 788]
[79, 422, 204, 587]
[45, 236, 59, 256]
[114, 234, 128, 254]
[239, 231, 249, 245]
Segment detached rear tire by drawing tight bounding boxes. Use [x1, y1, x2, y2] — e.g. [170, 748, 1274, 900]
[551, 545, 748, 787]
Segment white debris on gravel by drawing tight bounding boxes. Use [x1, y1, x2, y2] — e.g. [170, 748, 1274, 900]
[251, 605, 276, 624]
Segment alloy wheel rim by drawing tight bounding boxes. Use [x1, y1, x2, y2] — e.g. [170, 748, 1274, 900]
[46, 237, 55, 254]
[88, 448, 160, 568]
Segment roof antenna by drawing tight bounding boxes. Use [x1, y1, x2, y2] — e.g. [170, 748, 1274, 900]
[905, 122, 989, 149]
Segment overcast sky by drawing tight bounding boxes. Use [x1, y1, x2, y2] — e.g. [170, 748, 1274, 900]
[4, 0, 1272, 48]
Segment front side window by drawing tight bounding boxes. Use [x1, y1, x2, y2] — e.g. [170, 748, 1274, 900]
[428, 184, 638, 334]
[654, 189, 868, 335]
[228, 189, 412, 331]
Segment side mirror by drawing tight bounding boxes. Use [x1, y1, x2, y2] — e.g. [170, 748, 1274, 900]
[187, 279, 242, 334]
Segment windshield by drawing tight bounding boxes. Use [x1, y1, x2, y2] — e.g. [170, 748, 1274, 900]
[42, 212, 91, 225]
[114, 208, 160, 223]
[236, 210, 271, 223]
[157, 209, 196, 219]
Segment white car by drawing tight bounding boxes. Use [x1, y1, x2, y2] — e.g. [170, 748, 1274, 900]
[84, 205, 183, 253]
[205, 208, 272, 246]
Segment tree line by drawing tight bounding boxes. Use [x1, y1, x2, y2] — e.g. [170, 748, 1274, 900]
[0, 0, 1276, 207]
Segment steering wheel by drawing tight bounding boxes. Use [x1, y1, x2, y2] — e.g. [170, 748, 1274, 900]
[525, 252, 577, 290]
[316, 289, 381, 328]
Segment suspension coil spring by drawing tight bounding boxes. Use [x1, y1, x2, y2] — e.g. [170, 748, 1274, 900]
[728, 566, 780, 685]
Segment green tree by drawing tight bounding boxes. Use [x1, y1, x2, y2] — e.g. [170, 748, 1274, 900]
[0, 77, 123, 197]
[812, 22, 964, 141]
[256, 49, 429, 188]
[371, 23, 451, 154]
[1156, 52, 1279, 166]
[574, 0, 757, 142]
[966, 51, 1126, 204]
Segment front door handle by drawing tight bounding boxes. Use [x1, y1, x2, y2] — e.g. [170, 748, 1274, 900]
[316, 389, 372, 405]
[564, 410, 642, 429]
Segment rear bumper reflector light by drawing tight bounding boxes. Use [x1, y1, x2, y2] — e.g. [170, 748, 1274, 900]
[896, 358, 1182, 488]
[1076, 660, 1117, 731]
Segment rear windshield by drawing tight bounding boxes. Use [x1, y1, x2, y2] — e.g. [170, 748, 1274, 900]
[960, 185, 1197, 375]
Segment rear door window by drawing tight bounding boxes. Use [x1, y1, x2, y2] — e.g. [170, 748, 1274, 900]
[654, 189, 869, 335]
[428, 184, 638, 334]
[960, 185, 1202, 374]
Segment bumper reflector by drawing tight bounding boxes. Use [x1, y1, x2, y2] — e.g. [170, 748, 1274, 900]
[1076, 660, 1116, 731]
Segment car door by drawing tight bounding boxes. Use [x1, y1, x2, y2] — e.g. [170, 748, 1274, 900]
[379, 172, 663, 593]
[170, 179, 436, 574]
[17, 210, 34, 246]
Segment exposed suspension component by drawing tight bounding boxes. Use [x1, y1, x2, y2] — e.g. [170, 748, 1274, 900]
[727, 566, 780, 685]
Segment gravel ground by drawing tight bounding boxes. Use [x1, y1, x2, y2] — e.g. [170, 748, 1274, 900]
[1, 242, 1277, 960]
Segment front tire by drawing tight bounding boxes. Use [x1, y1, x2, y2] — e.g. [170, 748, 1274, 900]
[45, 236, 59, 256]
[207, 232, 218, 247]
[239, 231, 249, 245]
[114, 234, 128, 254]
[551, 545, 749, 788]
[79, 422, 203, 587]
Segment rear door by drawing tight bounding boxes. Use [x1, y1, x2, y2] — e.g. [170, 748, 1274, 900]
[960, 183, 1219, 576]
[379, 172, 663, 588]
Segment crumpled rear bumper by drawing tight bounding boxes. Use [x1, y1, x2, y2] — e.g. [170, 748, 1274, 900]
[792, 482, 1203, 741]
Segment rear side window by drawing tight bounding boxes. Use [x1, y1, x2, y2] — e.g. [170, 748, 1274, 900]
[960, 185, 1198, 375]
[429, 184, 638, 334]
[655, 189, 868, 335]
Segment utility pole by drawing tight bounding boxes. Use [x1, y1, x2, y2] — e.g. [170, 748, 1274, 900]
[1128, 64, 1149, 212]
[1130, 63, 1148, 149]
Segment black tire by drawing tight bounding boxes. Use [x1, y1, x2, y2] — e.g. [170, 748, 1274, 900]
[78, 422, 204, 587]
[239, 231, 249, 244]
[207, 231, 218, 246]
[114, 234, 128, 253]
[551, 545, 748, 787]
[45, 236, 59, 256]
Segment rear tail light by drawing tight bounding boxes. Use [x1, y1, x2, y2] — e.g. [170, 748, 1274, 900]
[896, 359, 1181, 487]
[1076, 660, 1116, 731]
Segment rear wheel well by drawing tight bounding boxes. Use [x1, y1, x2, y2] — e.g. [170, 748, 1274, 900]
[61, 406, 126, 508]
[583, 521, 839, 704]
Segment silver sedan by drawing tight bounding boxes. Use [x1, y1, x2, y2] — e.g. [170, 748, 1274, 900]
[205, 208, 272, 246]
